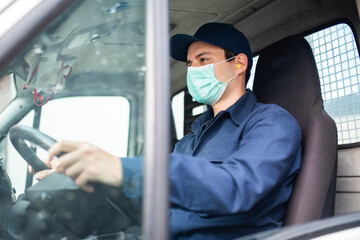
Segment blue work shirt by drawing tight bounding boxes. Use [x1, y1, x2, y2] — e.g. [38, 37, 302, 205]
[122, 90, 301, 240]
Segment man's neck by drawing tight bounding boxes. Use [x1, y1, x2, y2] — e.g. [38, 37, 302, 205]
[212, 86, 246, 116]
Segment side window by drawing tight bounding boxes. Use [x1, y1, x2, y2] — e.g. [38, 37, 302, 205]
[172, 89, 208, 140]
[1, 0, 145, 237]
[246, 56, 259, 90]
[305, 23, 360, 144]
[172, 91, 185, 140]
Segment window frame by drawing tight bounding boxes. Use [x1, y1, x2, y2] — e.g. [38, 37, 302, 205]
[143, 0, 170, 239]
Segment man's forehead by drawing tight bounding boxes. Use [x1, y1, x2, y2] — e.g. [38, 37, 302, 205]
[188, 41, 223, 51]
[187, 41, 224, 58]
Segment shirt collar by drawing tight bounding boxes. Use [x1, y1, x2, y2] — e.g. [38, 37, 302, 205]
[192, 107, 214, 134]
[192, 89, 257, 132]
[226, 89, 257, 126]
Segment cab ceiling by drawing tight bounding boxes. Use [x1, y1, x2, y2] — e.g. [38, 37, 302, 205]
[169, 0, 273, 37]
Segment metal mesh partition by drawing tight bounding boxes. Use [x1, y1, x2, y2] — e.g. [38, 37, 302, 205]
[305, 23, 360, 144]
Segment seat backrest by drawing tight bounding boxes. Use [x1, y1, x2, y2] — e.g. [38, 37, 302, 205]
[253, 36, 338, 225]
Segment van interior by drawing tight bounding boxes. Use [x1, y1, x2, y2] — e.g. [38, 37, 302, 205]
[0, 0, 359, 239]
[169, 0, 360, 220]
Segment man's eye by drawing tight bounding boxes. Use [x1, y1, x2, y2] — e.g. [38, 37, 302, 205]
[200, 58, 207, 63]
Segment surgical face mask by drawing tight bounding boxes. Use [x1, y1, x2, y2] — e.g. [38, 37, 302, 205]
[187, 56, 239, 105]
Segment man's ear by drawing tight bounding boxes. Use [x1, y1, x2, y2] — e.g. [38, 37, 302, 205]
[234, 53, 248, 74]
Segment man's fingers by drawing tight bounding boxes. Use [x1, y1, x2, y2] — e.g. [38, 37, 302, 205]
[47, 140, 83, 161]
[81, 184, 95, 193]
[55, 149, 88, 173]
[56, 143, 97, 173]
[75, 171, 95, 193]
[62, 159, 85, 179]
[50, 158, 60, 170]
[44, 160, 52, 169]
[34, 169, 55, 180]
[29, 157, 51, 174]
[28, 165, 34, 174]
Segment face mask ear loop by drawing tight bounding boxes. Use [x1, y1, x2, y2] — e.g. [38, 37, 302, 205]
[225, 73, 240, 84]
[214, 56, 237, 66]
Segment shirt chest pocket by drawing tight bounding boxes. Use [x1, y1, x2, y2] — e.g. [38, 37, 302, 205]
[195, 136, 239, 163]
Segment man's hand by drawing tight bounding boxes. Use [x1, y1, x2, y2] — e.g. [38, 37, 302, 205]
[47, 141, 123, 193]
[28, 158, 60, 180]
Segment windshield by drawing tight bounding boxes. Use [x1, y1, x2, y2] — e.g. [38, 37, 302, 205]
[0, 0, 145, 239]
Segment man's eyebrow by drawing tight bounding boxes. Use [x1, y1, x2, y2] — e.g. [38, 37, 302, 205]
[186, 52, 211, 65]
[195, 52, 211, 58]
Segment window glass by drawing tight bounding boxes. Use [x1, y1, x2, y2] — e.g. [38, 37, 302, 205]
[0, 0, 145, 238]
[0, 0, 15, 12]
[0, 74, 16, 111]
[305, 23, 360, 144]
[246, 56, 259, 90]
[172, 91, 184, 139]
[192, 105, 207, 116]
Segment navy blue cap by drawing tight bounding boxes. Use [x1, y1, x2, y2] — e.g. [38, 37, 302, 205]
[170, 22, 253, 70]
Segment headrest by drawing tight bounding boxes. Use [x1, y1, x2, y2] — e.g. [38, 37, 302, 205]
[253, 36, 323, 127]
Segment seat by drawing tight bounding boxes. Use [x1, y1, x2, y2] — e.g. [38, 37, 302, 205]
[253, 35, 338, 225]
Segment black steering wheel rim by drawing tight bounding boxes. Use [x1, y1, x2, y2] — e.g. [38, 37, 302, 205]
[9, 125, 55, 172]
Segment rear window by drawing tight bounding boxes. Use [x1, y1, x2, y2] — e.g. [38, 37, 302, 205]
[305, 23, 360, 145]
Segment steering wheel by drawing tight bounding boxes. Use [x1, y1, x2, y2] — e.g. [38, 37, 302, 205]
[9, 125, 55, 172]
[7, 126, 140, 239]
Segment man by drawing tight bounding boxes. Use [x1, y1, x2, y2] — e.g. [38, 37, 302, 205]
[34, 22, 301, 239]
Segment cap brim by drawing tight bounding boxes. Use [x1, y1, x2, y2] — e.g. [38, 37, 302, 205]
[170, 34, 208, 62]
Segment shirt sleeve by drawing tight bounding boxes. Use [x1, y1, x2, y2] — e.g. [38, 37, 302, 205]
[169, 109, 301, 215]
[121, 156, 143, 203]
